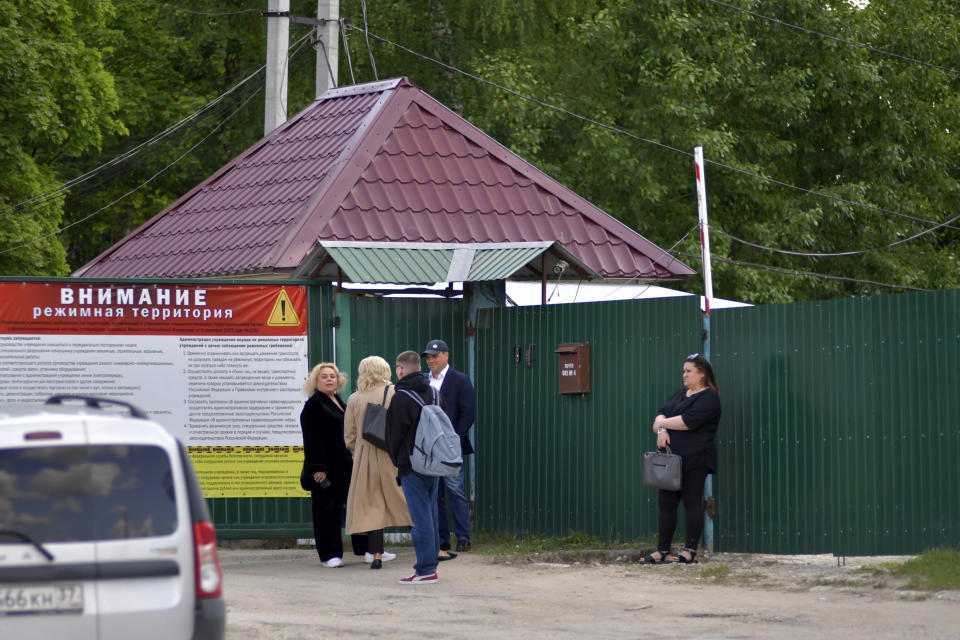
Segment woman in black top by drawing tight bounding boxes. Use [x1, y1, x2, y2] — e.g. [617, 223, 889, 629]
[300, 362, 353, 567]
[643, 353, 721, 565]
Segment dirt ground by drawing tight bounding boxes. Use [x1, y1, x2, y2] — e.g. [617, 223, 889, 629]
[220, 547, 960, 639]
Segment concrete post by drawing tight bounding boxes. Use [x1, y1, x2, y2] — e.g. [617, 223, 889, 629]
[264, 0, 290, 135]
[316, 0, 339, 96]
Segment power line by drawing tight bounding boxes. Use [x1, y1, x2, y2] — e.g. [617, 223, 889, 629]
[713, 212, 960, 258]
[0, 86, 265, 258]
[630, 223, 701, 300]
[126, 2, 262, 17]
[346, 25, 957, 234]
[0, 62, 266, 221]
[705, 162, 960, 232]
[702, 0, 960, 77]
[339, 18, 356, 84]
[358, 0, 379, 80]
[0, 27, 318, 223]
[674, 250, 929, 292]
[342, 24, 691, 157]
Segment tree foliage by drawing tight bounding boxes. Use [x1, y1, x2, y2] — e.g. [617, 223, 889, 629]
[0, 0, 124, 275]
[2, 0, 959, 304]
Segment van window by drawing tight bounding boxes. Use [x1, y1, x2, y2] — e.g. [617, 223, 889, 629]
[0, 445, 178, 542]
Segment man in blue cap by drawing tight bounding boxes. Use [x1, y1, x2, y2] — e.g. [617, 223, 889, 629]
[422, 339, 475, 553]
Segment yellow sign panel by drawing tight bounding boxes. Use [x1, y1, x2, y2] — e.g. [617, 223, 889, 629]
[188, 446, 305, 498]
[267, 290, 301, 326]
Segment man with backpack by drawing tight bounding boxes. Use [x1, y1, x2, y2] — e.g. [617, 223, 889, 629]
[385, 349, 448, 584]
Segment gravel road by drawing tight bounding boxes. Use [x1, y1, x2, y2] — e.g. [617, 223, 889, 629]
[220, 547, 960, 639]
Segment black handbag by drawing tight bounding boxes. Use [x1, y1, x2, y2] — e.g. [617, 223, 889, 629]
[642, 445, 683, 491]
[361, 385, 391, 450]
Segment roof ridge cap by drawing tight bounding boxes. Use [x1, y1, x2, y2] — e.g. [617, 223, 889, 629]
[264, 81, 421, 268]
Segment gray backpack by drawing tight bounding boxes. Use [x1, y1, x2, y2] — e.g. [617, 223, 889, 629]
[398, 387, 463, 477]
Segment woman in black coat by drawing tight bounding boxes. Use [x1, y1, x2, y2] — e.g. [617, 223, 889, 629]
[300, 362, 353, 567]
[643, 353, 721, 565]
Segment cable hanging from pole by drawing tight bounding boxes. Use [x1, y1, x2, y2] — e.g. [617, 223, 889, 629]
[359, 0, 378, 80]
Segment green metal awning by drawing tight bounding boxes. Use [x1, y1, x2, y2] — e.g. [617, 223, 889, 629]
[313, 241, 596, 284]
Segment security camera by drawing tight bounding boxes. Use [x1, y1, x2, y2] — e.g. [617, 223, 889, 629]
[552, 260, 569, 276]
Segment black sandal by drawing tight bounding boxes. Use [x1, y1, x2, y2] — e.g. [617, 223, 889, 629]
[677, 548, 698, 564]
[641, 550, 674, 565]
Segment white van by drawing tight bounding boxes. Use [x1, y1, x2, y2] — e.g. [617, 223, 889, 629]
[0, 395, 225, 639]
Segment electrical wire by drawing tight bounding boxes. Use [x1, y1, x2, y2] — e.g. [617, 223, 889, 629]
[713, 213, 960, 258]
[0, 65, 266, 221]
[339, 18, 356, 85]
[0, 27, 318, 222]
[702, 0, 960, 77]
[343, 24, 689, 158]
[344, 25, 957, 235]
[704, 161, 960, 232]
[674, 250, 929, 292]
[1, 29, 319, 257]
[279, 24, 317, 115]
[359, 0, 379, 80]
[0, 85, 265, 257]
[126, 2, 262, 17]
[629, 224, 701, 300]
[579, 223, 698, 302]
[316, 35, 337, 90]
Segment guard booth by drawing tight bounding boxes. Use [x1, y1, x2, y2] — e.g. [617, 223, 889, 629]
[63, 77, 695, 538]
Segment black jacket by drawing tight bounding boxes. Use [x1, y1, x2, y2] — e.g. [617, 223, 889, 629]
[657, 387, 721, 473]
[437, 366, 476, 455]
[300, 391, 351, 503]
[385, 371, 433, 479]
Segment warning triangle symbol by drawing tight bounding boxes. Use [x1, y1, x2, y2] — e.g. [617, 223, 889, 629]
[267, 290, 300, 326]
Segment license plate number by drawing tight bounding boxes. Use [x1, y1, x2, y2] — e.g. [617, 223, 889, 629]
[0, 584, 84, 615]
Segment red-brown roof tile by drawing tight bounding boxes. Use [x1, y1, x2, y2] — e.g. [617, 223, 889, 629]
[75, 77, 693, 281]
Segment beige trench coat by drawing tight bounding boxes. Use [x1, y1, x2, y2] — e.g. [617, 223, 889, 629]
[343, 384, 412, 534]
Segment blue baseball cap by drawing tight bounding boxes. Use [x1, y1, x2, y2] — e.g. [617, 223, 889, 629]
[422, 339, 449, 356]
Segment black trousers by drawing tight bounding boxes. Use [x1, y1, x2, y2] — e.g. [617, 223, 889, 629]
[310, 492, 345, 561]
[657, 465, 709, 553]
[366, 529, 384, 555]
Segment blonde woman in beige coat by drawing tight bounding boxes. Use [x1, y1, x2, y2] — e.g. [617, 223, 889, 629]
[344, 355, 413, 569]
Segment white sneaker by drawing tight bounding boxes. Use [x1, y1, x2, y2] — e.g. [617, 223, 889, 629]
[324, 557, 344, 568]
[365, 551, 397, 563]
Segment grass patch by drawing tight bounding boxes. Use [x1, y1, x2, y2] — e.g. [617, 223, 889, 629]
[699, 564, 731, 582]
[473, 530, 649, 555]
[886, 548, 960, 591]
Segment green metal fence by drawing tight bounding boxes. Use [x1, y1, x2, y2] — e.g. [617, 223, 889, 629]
[713, 289, 960, 555]
[203, 282, 960, 554]
[474, 296, 702, 541]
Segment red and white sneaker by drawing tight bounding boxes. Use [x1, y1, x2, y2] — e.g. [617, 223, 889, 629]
[398, 572, 438, 584]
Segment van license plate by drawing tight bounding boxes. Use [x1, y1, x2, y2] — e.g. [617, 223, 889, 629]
[0, 584, 83, 615]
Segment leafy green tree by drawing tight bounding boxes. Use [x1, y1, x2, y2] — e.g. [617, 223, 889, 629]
[57, 1, 314, 270]
[0, 0, 125, 275]
[4, 0, 959, 305]
[344, 0, 960, 303]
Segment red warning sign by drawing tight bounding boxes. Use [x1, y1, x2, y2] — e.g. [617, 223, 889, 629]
[0, 282, 307, 336]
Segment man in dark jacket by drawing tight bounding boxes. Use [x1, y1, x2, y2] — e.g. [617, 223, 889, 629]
[386, 350, 441, 584]
[422, 339, 475, 553]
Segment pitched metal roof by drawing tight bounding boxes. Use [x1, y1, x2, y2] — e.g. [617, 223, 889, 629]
[75, 77, 694, 282]
[320, 241, 591, 284]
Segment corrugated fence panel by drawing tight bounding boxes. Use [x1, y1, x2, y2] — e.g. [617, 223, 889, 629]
[714, 289, 960, 554]
[211, 283, 333, 537]
[345, 296, 467, 374]
[475, 296, 702, 541]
